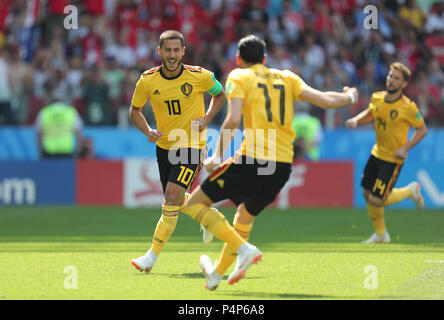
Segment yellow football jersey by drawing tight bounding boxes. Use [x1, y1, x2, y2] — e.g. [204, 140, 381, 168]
[131, 64, 222, 150]
[225, 64, 308, 163]
[369, 91, 424, 164]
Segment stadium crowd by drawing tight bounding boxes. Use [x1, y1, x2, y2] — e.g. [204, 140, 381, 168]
[0, 0, 443, 128]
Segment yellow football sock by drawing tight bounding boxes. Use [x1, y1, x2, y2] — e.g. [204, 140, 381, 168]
[366, 202, 386, 235]
[184, 203, 245, 251]
[384, 187, 412, 206]
[215, 216, 253, 276]
[149, 204, 179, 255]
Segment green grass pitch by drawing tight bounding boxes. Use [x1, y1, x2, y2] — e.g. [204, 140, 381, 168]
[0, 206, 443, 300]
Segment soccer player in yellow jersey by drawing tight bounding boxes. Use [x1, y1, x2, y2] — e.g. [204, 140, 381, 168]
[129, 30, 261, 276]
[345, 62, 428, 244]
[185, 34, 359, 290]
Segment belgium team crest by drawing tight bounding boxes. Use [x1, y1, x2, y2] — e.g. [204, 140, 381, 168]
[181, 83, 193, 96]
[390, 109, 399, 120]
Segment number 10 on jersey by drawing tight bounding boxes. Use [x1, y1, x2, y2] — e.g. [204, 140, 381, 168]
[165, 99, 181, 115]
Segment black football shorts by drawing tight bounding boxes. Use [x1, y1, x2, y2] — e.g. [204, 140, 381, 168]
[156, 146, 203, 193]
[201, 156, 292, 216]
[361, 154, 403, 201]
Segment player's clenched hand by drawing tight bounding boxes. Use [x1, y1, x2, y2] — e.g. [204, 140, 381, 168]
[394, 146, 408, 160]
[191, 117, 208, 132]
[146, 129, 163, 143]
[345, 118, 358, 129]
[203, 155, 221, 174]
[343, 86, 359, 104]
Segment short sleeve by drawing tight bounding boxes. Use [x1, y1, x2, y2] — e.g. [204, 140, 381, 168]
[225, 69, 246, 100]
[200, 68, 222, 96]
[406, 102, 424, 128]
[131, 76, 150, 108]
[285, 71, 308, 101]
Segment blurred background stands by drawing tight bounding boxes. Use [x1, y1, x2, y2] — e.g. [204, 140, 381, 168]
[0, 0, 442, 128]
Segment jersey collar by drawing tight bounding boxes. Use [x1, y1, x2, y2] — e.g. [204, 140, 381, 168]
[384, 92, 403, 104]
[160, 64, 184, 80]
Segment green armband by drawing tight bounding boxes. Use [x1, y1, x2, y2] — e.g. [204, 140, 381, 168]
[207, 74, 223, 96]
[416, 111, 422, 121]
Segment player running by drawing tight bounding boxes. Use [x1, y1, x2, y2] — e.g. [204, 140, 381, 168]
[345, 62, 427, 244]
[129, 30, 255, 274]
[185, 34, 359, 290]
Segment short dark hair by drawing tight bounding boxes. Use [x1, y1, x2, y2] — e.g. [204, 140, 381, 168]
[237, 35, 266, 64]
[159, 30, 185, 48]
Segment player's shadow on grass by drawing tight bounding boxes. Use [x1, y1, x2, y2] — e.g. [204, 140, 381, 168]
[148, 272, 263, 280]
[215, 291, 337, 299]
[134, 272, 206, 279]
[167, 272, 204, 279]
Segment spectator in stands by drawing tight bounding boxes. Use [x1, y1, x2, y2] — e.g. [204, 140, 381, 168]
[82, 65, 111, 125]
[8, 45, 29, 124]
[312, 1, 334, 36]
[399, 0, 427, 31]
[240, 0, 269, 40]
[66, 56, 84, 109]
[0, 47, 14, 124]
[82, 25, 104, 67]
[104, 56, 125, 122]
[301, 33, 325, 81]
[409, 69, 443, 125]
[31, 48, 52, 99]
[427, 57, 444, 86]
[49, 66, 70, 106]
[276, 0, 304, 50]
[338, 47, 357, 83]
[136, 30, 153, 63]
[104, 27, 137, 68]
[84, 0, 106, 37]
[44, 0, 69, 46]
[267, 44, 293, 69]
[358, 61, 379, 97]
[425, 2, 444, 34]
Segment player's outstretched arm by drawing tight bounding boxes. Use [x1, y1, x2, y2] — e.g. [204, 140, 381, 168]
[129, 105, 163, 143]
[300, 86, 358, 109]
[345, 107, 374, 129]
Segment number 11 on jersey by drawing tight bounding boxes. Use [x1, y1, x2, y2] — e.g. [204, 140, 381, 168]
[257, 83, 285, 125]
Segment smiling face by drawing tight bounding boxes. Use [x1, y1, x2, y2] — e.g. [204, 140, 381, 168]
[158, 38, 185, 73]
[386, 67, 407, 94]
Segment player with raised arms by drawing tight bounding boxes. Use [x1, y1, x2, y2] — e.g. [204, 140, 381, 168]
[185, 34, 359, 290]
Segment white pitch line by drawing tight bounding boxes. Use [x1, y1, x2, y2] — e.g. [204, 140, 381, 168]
[425, 260, 444, 263]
